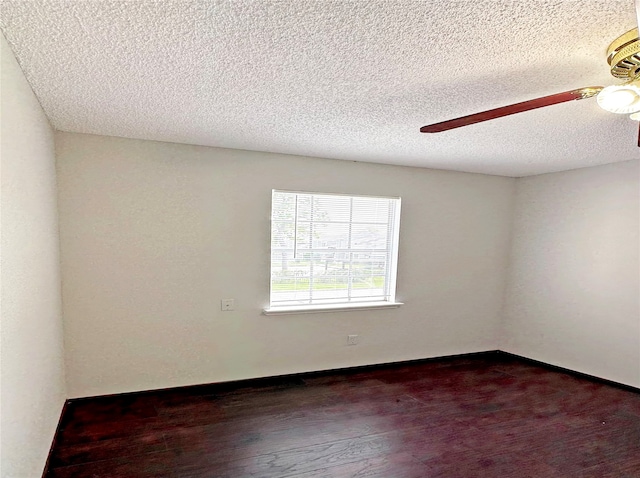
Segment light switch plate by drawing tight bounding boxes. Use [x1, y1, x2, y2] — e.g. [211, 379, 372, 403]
[221, 299, 235, 311]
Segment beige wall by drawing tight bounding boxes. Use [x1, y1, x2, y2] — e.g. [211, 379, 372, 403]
[56, 132, 515, 398]
[503, 160, 640, 388]
[0, 35, 67, 476]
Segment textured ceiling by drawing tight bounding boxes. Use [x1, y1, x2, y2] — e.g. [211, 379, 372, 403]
[1, 0, 639, 176]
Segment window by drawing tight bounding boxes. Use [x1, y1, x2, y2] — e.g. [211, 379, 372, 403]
[265, 190, 402, 314]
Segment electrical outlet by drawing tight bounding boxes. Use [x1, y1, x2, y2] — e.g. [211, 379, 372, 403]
[347, 335, 359, 345]
[221, 299, 235, 311]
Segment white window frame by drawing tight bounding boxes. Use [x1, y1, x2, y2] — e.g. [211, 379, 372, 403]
[264, 190, 403, 315]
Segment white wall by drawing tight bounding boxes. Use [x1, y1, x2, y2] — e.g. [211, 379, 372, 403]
[0, 35, 67, 477]
[503, 160, 640, 388]
[56, 132, 515, 398]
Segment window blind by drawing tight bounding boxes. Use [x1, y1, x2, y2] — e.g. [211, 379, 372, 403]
[270, 190, 401, 309]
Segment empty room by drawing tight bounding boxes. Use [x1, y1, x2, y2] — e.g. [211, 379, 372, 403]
[1, 1, 639, 477]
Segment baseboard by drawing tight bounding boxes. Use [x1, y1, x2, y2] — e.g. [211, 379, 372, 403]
[67, 348, 639, 404]
[41, 399, 70, 478]
[496, 351, 640, 394]
[68, 350, 502, 403]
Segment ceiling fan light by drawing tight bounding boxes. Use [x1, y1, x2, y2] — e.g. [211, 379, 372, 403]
[630, 112, 640, 121]
[596, 84, 640, 114]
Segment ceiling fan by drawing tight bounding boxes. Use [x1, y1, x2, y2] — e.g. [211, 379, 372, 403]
[421, 2, 640, 148]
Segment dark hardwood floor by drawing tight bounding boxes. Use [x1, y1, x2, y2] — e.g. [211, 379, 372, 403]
[45, 353, 640, 477]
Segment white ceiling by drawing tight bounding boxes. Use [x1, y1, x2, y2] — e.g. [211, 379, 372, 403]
[1, 0, 639, 177]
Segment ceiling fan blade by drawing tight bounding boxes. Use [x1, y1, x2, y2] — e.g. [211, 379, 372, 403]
[420, 87, 603, 133]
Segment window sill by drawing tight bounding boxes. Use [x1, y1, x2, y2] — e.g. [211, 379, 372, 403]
[263, 301, 404, 316]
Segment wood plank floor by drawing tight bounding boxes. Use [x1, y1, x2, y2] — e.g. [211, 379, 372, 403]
[45, 353, 640, 477]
